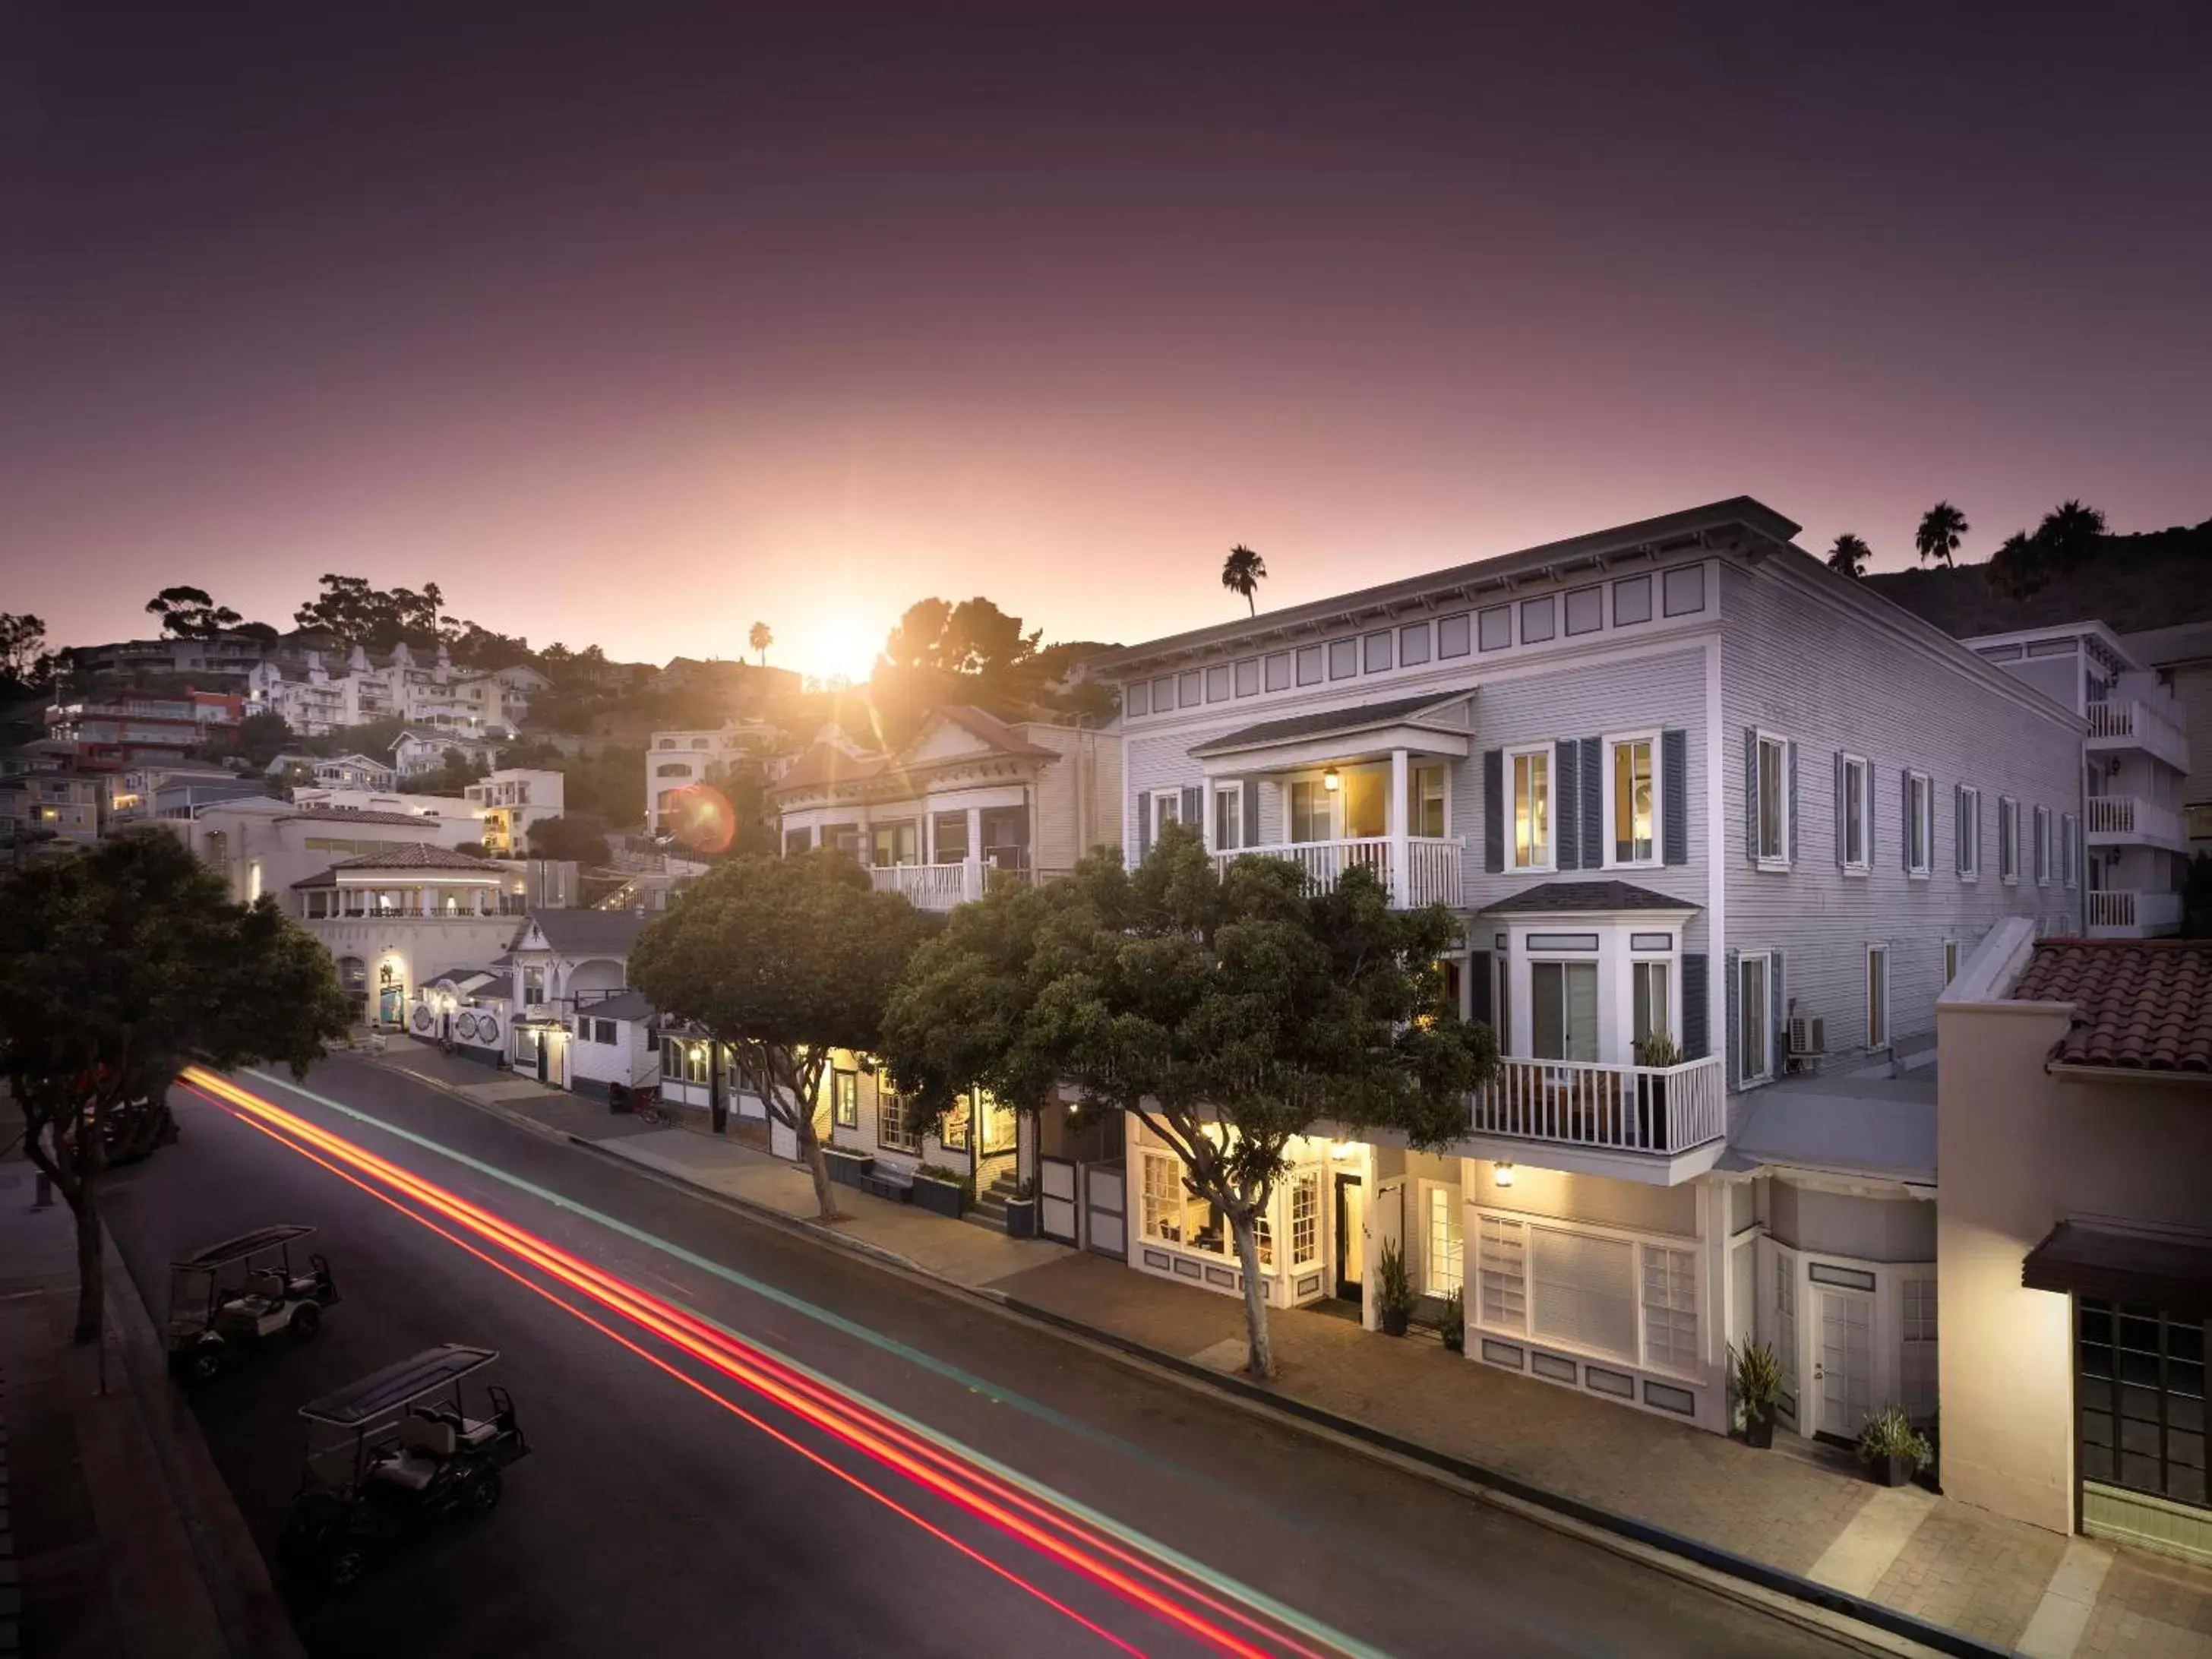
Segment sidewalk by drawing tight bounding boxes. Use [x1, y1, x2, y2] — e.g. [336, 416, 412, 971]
[410, 1054, 2212, 1658]
[0, 1116, 303, 1659]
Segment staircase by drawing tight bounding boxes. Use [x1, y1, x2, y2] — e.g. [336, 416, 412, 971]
[964, 1170, 1024, 1233]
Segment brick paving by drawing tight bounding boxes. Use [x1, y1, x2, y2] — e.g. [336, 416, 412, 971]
[1870, 1501, 2070, 1649]
[2078, 1553, 2212, 1658]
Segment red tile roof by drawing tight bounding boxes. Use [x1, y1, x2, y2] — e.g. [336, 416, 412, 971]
[291, 844, 503, 887]
[2011, 939, 2212, 1074]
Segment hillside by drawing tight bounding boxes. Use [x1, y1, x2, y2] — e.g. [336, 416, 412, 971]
[1864, 518, 2212, 639]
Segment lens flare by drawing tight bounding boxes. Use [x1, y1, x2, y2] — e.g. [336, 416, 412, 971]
[662, 782, 735, 854]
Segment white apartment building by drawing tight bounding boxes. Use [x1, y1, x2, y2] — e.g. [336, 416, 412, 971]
[247, 642, 546, 738]
[463, 769, 565, 855]
[644, 722, 781, 835]
[1098, 497, 2083, 1441]
[1966, 622, 2191, 937]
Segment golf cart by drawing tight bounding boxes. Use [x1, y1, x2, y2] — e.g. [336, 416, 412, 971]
[280, 1345, 529, 1589]
[167, 1224, 339, 1380]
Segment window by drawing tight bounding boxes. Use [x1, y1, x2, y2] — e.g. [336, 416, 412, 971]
[1477, 1215, 1526, 1332]
[1425, 1185, 1463, 1297]
[2188, 801, 2212, 842]
[1291, 1172, 1319, 1266]
[1519, 595, 1556, 644]
[1866, 946, 1888, 1050]
[1363, 631, 1392, 673]
[1564, 585, 1604, 637]
[932, 811, 969, 864]
[1999, 797, 2019, 883]
[1906, 771, 1932, 876]
[1478, 606, 1512, 652]
[1205, 665, 1231, 702]
[1661, 564, 1706, 616]
[2034, 804, 2052, 885]
[1398, 623, 1432, 667]
[1531, 960, 1599, 1062]
[1289, 779, 1332, 843]
[871, 820, 918, 867]
[1607, 734, 1657, 865]
[1739, 953, 1772, 1083]
[1212, 785, 1243, 851]
[1263, 653, 1291, 692]
[1295, 645, 1324, 686]
[592, 1018, 617, 1044]
[1943, 940, 1960, 985]
[1642, 1246, 1699, 1374]
[2061, 812, 2078, 888]
[1151, 788, 1184, 831]
[1408, 764, 1447, 838]
[1613, 575, 1653, 626]
[1632, 961, 1670, 1048]
[1234, 659, 1260, 697]
[1327, 639, 1358, 680]
[1126, 681, 1150, 716]
[1531, 1227, 1637, 1361]
[1838, 755, 1871, 871]
[1437, 614, 1472, 659]
[833, 1070, 859, 1130]
[1343, 769, 1386, 839]
[2077, 1300, 2204, 1507]
[1141, 1152, 1183, 1246]
[1958, 785, 1981, 880]
[1177, 671, 1202, 708]
[1901, 1275, 1939, 1420]
[877, 1088, 920, 1153]
[1754, 734, 1790, 864]
[1509, 744, 1553, 870]
[1151, 675, 1175, 711]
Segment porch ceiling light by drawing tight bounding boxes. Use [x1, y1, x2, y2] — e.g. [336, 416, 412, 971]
[1493, 1162, 1515, 1188]
[1322, 766, 1341, 792]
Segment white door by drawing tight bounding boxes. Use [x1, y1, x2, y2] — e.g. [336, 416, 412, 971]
[1815, 1289, 1874, 1439]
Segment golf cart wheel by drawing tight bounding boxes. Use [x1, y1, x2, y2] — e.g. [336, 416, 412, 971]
[187, 1347, 225, 1382]
[324, 1547, 368, 1590]
[466, 1467, 503, 1513]
[289, 1303, 321, 1341]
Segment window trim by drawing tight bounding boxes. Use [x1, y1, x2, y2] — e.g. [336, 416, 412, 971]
[1149, 787, 1185, 833]
[1905, 769, 1933, 879]
[1999, 796, 2020, 885]
[2060, 812, 2078, 890]
[1942, 939, 1961, 987]
[1601, 728, 1662, 871]
[1739, 950, 1774, 1085]
[833, 1068, 859, 1130]
[1754, 730, 1791, 870]
[1505, 741, 1556, 874]
[1420, 1180, 1463, 1299]
[1866, 944, 1889, 1051]
[1840, 753, 1872, 875]
[2033, 804, 2052, 886]
[1958, 785, 1981, 883]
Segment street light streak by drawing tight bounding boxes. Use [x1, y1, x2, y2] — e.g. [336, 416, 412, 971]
[184, 1072, 1326, 1659]
[198, 1092, 1155, 1659]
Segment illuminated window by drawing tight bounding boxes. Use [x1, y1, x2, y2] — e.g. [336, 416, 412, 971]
[1425, 1185, 1463, 1297]
[1509, 745, 1551, 870]
[833, 1070, 858, 1130]
[1291, 1173, 1319, 1267]
[1608, 735, 1656, 864]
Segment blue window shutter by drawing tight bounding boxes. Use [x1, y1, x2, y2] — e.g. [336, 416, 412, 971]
[1743, 728, 1759, 864]
[1483, 750, 1504, 873]
[1787, 742, 1799, 865]
[1556, 744, 1579, 869]
[1182, 785, 1203, 830]
[1579, 738, 1602, 870]
[1136, 792, 1151, 861]
[1468, 950, 1493, 1031]
[1771, 953, 1785, 1076]
[1661, 729, 1687, 865]
[1724, 950, 1740, 1089]
[1681, 952, 1708, 1058]
[1243, 779, 1260, 849]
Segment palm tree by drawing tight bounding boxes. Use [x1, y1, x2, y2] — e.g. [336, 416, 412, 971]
[2037, 499, 2106, 570]
[1913, 502, 1968, 567]
[747, 621, 772, 667]
[1221, 544, 1267, 615]
[1826, 533, 1872, 579]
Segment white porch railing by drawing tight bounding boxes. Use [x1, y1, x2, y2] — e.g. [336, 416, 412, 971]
[1213, 836, 1465, 908]
[2085, 795, 2186, 850]
[869, 861, 981, 910]
[1470, 1055, 1726, 1155]
[2086, 699, 2190, 772]
[2086, 889, 2184, 937]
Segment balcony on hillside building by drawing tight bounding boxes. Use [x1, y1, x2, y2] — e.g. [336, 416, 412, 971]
[2086, 698, 2189, 773]
[1463, 1054, 1728, 1183]
[867, 858, 1076, 912]
[2084, 795, 2188, 853]
[2084, 889, 2183, 939]
[1211, 834, 1466, 908]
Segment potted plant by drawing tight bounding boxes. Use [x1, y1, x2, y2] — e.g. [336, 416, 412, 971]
[823, 1146, 873, 1189]
[1440, 1286, 1465, 1354]
[1635, 1032, 1683, 1145]
[1376, 1239, 1417, 1337]
[1729, 1340, 1784, 1448]
[911, 1161, 968, 1219]
[1004, 1177, 1039, 1240]
[1857, 1405, 1932, 1488]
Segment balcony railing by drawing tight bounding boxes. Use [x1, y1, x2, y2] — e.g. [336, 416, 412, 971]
[870, 861, 981, 910]
[2084, 795, 2187, 850]
[1470, 1055, 1727, 1156]
[2086, 889, 2184, 937]
[2086, 699, 2189, 772]
[1213, 835, 1465, 908]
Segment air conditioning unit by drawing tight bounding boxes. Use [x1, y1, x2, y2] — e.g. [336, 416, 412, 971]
[1788, 1015, 1826, 1057]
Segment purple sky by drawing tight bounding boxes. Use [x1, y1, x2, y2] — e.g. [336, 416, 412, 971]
[5, 4, 2208, 681]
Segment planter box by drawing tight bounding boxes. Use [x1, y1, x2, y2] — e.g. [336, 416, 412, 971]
[1873, 1453, 1917, 1488]
[1379, 1307, 1411, 1338]
[1743, 1413, 1775, 1449]
[823, 1149, 874, 1189]
[912, 1175, 965, 1219]
[1003, 1197, 1038, 1240]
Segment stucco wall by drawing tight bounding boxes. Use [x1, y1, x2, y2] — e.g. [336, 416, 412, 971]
[1938, 997, 2212, 1534]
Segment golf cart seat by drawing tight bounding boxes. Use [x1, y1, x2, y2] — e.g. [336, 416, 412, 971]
[370, 1414, 457, 1492]
[421, 1407, 503, 1451]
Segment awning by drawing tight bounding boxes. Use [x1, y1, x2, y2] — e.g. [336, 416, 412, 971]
[2022, 1222, 2212, 1322]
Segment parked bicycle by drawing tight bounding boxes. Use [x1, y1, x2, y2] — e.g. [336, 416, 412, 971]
[628, 1087, 668, 1128]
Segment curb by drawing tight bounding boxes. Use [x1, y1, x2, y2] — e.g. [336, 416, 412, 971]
[103, 1228, 308, 1659]
[355, 1057, 1999, 1659]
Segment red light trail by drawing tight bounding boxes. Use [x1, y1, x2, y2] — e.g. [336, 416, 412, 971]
[180, 1070, 1357, 1659]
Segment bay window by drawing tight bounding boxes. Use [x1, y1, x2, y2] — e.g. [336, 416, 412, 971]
[1632, 960, 1671, 1049]
[1408, 764, 1448, 838]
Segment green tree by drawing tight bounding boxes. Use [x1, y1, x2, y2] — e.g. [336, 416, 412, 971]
[293, 575, 448, 653]
[1913, 501, 1969, 567]
[526, 814, 613, 866]
[236, 710, 294, 770]
[0, 831, 351, 1342]
[966, 826, 1496, 1378]
[630, 853, 933, 1217]
[1825, 533, 1872, 579]
[0, 612, 52, 695]
[748, 621, 773, 666]
[408, 746, 491, 797]
[1221, 543, 1268, 615]
[1988, 499, 2108, 599]
[144, 585, 244, 639]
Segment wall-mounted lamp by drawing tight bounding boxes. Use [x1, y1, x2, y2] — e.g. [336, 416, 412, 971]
[1493, 1162, 1515, 1189]
[1322, 766, 1341, 793]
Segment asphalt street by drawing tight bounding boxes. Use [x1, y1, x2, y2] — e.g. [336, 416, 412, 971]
[102, 1054, 1870, 1658]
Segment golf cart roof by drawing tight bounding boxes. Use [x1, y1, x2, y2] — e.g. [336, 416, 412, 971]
[171, 1224, 316, 1270]
[299, 1345, 501, 1428]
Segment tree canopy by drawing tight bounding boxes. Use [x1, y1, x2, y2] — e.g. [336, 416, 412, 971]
[1221, 544, 1268, 615]
[630, 853, 934, 1216]
[293, 575, 450, 653]
[526, 814, 613, 866]
[145, 585, 243, 639]
[0, 612, 52, 695]
[0, 831, 352, 1341]
[1987, 499, 2109, 599]
[1913, 501, 1968, 568]
[1825, 532, 1872, 579]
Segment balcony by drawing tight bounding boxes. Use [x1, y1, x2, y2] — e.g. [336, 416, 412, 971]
[2085, 889, 2183, 939]
[1212, 836, 1466, 908]
[2084, 795, 2188, 852]
[2086, 699, 2189, 773]
[1469, 1055, 1727, 1164]
[866, 860, 1076, 911]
